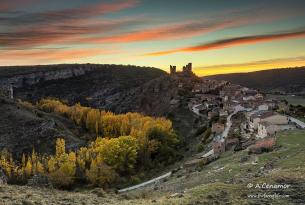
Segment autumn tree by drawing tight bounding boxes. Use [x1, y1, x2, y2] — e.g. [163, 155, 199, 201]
[85, 155, 116, 187]
[92, 136, 139, 174]
[86, 109, 100, 135]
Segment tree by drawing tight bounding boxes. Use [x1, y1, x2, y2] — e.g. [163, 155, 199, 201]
[36, 161, 45, 174]
[21, 154, 26, 168]
[86, 109, 100, 134]
[31, 149, 38, 174]
[47, 156, 56, 173]
[93, 136, 139, 174]
[49, 150, 76, 188]
[56, 138, 65, 159]
[24, 158, 32, 177]
[85, 156, 116, 187]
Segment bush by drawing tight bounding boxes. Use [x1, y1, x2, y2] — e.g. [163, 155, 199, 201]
[197, 143, 205, 153]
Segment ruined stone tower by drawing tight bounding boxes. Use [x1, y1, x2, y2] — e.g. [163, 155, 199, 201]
[170, 65, 176, 74]
[183, 63, 192, 73]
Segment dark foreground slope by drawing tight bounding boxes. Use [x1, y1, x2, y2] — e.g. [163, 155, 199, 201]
[0, 98, 85, 157]
[206, 67, 305, 94]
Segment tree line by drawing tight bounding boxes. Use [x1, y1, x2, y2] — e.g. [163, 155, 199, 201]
[0, 99, 180, 188]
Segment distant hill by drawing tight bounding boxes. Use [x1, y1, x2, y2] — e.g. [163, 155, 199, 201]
[206, 67, 305, 94]
[0, 64, 166, 110]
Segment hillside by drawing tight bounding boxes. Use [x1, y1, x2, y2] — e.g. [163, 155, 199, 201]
[206, 67, 305, 94]
[0, 64, 205, 158]
[3, 64, 166, 112]
[0, 98, 86, 157]
[1, 129, 304, 205]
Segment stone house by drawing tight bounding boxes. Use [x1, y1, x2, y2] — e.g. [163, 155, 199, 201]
[255, 93, 264, 100]
[258, 104, 269, 111]
[257, 121, 295, 138]
[248, 137, 276, 154]
[219, 109, 228, 117]
[212, 123, 225, 135]
[208, 110, 219, 120]
[243, 96, 256, 101]
[249, 111, 274, 129]
[213, 141, 225, 156]
[192, 83, 202, 93]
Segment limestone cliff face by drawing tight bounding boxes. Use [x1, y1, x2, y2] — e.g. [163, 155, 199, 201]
[0, 66, 93, 88]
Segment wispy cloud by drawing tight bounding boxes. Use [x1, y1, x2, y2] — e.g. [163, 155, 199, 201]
[0, 0, 36, 11]
[145, 28, 305, 56]
[0, 47, 116, 65]
[0, 0, 140, 48]
[77, 6, 296, 44]
[80, 19, 240, 44]
[0, 0, 138, 23]
[0, 18, 142, 48]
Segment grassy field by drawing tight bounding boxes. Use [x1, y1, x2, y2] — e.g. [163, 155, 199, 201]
[266, 94, 305, 106]
[1, 130, 304, 205]
[119, 129, 305, 204]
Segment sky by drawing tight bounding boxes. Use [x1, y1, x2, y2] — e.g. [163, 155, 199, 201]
[1, 0, 305, 76]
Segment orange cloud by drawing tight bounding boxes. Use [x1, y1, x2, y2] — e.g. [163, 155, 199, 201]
[0, 48, 113, 65]
[77, 5, 305, 45]
[81, 20, 238, 44]
[0, 0, 140, 48]
[145, 29, 305, 56]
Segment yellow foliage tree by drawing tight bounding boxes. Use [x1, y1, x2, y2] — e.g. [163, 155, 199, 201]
[92, 136, 139, 174]
[55, 138, 65, 159]
[24, 158, 32, 177]
[86, 109, 100, 134]
[85, 156, 116, 187]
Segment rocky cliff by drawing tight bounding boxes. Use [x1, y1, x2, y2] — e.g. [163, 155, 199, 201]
[0, 65, 93, 88]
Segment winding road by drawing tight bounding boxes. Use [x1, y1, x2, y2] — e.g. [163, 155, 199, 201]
[118, 172, 172, 193]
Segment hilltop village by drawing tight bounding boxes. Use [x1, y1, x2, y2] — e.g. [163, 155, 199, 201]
[167, 63, 305, 166]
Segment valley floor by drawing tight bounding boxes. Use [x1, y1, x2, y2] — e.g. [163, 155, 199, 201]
[1, 130, 305, 205]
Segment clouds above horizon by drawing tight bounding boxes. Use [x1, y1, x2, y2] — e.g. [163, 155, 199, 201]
[145, 28, 305, 56]
[0, 0, 141, 49]
[1, 0, 305, 74]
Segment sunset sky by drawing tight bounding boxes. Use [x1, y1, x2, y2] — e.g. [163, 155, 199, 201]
[1, 0, 305, 76]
